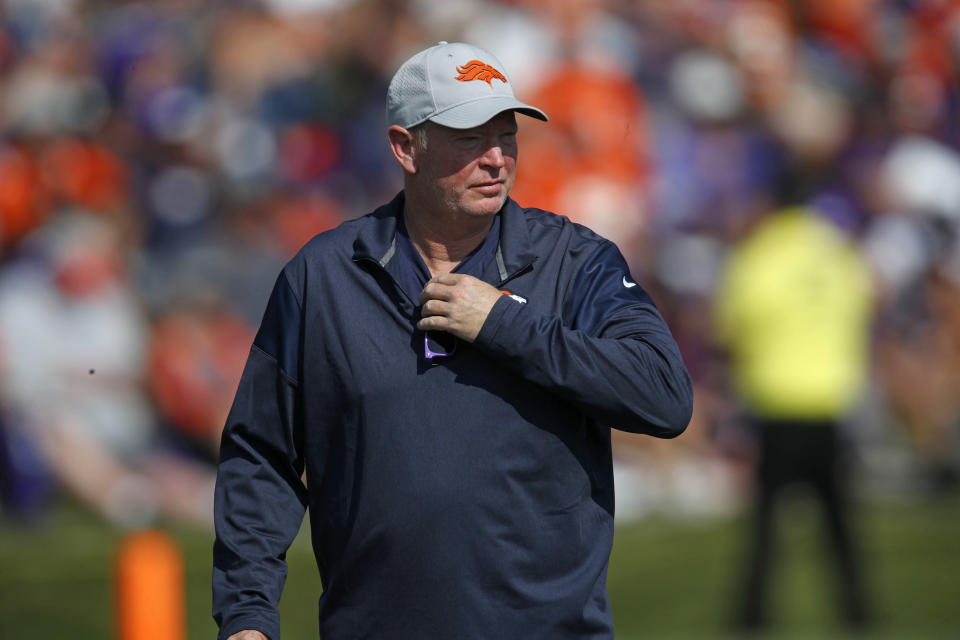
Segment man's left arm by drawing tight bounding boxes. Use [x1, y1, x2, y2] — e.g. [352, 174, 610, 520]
[419, 242, 693, 437]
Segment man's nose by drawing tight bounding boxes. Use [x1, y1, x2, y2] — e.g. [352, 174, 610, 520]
[479, 143, 506, 168]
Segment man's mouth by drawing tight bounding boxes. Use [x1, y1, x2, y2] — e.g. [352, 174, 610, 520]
[472, 180, 504, 194]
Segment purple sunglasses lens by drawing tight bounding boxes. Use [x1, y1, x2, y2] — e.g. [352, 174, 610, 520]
[424, 331, 457, 360]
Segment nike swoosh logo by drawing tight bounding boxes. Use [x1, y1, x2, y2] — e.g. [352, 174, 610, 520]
[622, 276, 637, 288]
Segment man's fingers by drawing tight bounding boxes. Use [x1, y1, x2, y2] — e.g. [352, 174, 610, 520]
[420, 273, 483, 303]
[420, 299, 449, 317]
[417, 315, 449, 331]
[420, 281, 453, 304]
[431, 272, 465, 286]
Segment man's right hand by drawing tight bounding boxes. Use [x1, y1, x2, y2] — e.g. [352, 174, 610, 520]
[227, 632, 269, 640]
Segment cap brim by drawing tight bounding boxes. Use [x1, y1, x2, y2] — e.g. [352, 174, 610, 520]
[428, 96, 548, 129]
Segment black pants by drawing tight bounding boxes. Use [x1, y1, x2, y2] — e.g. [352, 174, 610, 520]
[735, 418, 871, 630]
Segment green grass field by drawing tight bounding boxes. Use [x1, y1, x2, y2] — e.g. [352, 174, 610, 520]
[1, 494, 957, 639]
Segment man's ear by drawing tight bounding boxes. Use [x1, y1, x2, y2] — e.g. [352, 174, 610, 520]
[387, 126, 417, 174]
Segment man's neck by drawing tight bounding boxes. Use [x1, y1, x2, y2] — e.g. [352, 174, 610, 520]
[402, 200, 497, 277]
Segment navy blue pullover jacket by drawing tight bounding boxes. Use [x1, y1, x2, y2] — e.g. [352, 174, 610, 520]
[213, 192, 693, 640]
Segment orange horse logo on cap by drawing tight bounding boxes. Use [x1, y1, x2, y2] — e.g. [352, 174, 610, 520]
[455, 60, 507, 86]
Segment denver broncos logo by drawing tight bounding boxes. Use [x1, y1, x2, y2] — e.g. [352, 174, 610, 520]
[455, 60, 507, 86]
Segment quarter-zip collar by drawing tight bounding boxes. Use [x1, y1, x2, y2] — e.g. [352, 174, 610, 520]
[491, 197, 538, 285]
[352, 191, 406, 267]
[352, 190, 537, 286]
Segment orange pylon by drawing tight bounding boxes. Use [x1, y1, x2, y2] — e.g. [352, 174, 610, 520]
[116, 529, 186, 640]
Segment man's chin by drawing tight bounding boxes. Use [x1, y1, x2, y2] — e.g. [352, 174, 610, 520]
[466, 192, 508, 216]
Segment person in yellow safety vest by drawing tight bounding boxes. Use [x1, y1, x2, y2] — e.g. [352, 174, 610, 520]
[715, 206, 873, 631]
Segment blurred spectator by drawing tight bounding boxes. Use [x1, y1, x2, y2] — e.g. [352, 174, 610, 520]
[0, 140, 51, 254]
[0, 213, 214, 528]
[875, 260, 960, 493]
[511, 60, 652, 255]
[715, 200, 874, 631]
[148, 301, 254, 457]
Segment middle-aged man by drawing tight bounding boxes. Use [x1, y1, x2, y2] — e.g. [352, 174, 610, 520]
[213, 42, 693, 640]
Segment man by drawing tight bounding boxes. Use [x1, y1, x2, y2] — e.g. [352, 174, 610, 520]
[716, 204, 873, 630]
[213, 42, 692, 640]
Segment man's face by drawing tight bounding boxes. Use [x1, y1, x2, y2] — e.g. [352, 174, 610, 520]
[416, 111, 518, 219]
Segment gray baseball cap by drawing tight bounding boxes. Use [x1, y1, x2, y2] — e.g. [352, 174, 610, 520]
[386, 41, 548, 130]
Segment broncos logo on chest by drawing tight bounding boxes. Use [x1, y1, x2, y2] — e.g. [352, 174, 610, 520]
[455, 60, 507, 86]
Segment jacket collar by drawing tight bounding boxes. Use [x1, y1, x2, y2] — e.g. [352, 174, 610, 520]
[352, 191, 405, 266]
[352, 190, 537, 285]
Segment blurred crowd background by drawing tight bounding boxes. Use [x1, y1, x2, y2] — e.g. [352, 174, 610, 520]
[0, 0, 958, 541]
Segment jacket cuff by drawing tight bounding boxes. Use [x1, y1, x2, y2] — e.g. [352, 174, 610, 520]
[475, 294, 528, 354]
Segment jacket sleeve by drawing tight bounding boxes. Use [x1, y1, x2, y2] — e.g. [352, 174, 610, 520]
[474, 240, 692, 437]
[212, 270, 308, 640]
